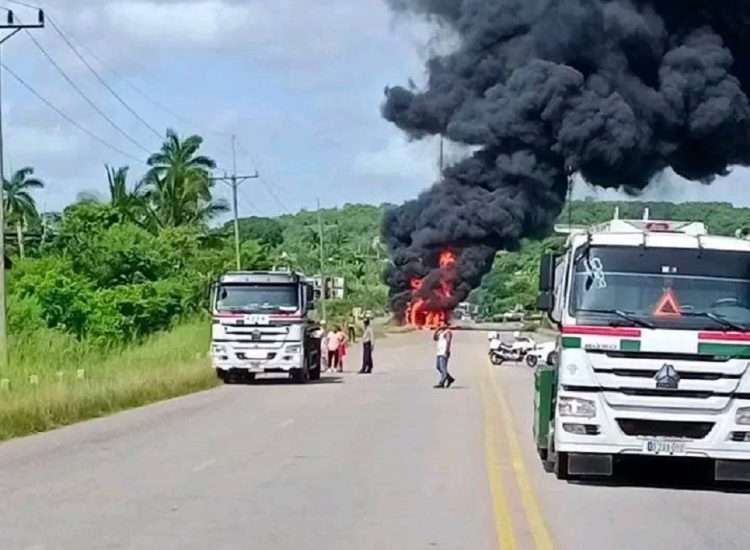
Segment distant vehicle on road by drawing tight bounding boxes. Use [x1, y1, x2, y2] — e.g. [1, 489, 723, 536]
[210, 271, 321, 384]
[525, 341, 557, 368]
[488, 331, 535, 365]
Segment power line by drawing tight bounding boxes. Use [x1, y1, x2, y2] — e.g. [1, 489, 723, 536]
[1, 61, 145, 164]
[20, 20, 152, 154]
[232, 138, 290, 214]
[45, 15, 163, 140]
[5, 0, 38, 8]
[258, 175, 290, 214]
[48, 22, 234, 140]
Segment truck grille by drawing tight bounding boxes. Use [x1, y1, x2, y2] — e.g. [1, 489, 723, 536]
[616, 419, 714, 439]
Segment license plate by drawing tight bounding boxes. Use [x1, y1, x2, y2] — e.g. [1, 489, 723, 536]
[244, 314, 270, 325]
[642, 438, 687, 456]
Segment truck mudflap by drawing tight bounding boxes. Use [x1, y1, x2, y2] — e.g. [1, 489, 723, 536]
[715, 459, 750, 482]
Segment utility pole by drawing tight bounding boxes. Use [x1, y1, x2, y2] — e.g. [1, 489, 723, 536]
[317, 198, 327, 322]
[0, 9, 45, 371]
[210, 134, 258, 270]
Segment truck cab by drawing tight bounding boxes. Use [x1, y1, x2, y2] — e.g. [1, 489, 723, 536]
[535, 218, 750, 482]
[210, 271, 321, 384]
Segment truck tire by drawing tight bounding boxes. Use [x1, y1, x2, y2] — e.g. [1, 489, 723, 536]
[217, 370, 228, 383]
[307, 357, 321, 381]
[291, 366, 309, 384]
[554, 451, 570, 480]
[547, 351, 559, 366]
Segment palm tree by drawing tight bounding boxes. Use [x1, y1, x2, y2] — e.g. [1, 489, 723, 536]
[4, 167, 44, 258]
[141, 129, 227, 229]
[105, 164, 145, 222]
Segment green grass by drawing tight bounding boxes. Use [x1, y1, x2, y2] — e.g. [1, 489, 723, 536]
[0, 319, 220, 441]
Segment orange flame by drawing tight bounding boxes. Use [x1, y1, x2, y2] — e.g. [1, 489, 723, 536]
[439, 250, 457, 269]
[404, 250, 456, 329]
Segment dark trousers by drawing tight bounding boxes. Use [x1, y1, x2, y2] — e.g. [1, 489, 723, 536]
[436, 355, 452, 385]
[327, 350, 340, 369]
[361, 342, 373, 373]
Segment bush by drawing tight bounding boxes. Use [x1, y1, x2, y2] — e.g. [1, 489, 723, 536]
[7, 294, 46, 334]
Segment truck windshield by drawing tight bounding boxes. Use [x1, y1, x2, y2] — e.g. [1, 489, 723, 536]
[216, 284, 298, 313]
[570, 246, 750, 330]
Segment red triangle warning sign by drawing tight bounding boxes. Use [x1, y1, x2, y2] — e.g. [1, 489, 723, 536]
[654, 289, 682, 318]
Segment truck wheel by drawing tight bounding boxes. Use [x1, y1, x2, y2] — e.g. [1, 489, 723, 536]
[291, 366, 309, 384]
[308, 355, 321, 381]
[547, 351, 558, 366]
[217, 370, 228, 383]
[554, 452, 570, 480]
[526, 354, 538, 368]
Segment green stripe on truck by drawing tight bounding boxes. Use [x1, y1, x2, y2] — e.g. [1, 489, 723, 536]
[698, 343, 750, 358]
[561, 336, 581, 349]
[620, 339, 641, 352]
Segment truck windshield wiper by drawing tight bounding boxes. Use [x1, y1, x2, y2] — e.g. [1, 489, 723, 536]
[680, 311, 748, 332]
[576, 308, 655, 329]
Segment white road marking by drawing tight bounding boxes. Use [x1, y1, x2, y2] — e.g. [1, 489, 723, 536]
[192, 459, 217, 472]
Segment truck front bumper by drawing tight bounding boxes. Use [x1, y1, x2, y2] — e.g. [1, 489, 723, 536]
[211, 345, 303, 374]
[555, 390, 750, 462]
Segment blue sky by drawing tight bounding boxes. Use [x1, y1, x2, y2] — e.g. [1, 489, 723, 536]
[2, 0, 749, 222]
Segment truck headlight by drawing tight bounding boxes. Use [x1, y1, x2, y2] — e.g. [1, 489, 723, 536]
[285, 344, 302, 354]
[558, 396, 596, 419]
[736, 407, 750, 425]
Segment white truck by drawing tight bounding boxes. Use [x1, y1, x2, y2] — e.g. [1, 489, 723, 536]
[535, 217, 750, 482]
[210, 271, 321, 384]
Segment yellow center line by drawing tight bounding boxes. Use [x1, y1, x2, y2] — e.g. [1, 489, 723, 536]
[489, 365, 555, 550]
[479, 378, 518, 550]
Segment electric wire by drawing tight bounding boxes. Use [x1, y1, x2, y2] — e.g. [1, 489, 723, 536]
[1, 61, 145, 164]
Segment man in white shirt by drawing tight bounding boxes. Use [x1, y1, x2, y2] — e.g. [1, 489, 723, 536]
[433, 324, 455, 388]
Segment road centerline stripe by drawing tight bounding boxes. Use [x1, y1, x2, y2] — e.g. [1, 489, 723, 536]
[489, 366, 555, 550]
[479, 372, 518, 550]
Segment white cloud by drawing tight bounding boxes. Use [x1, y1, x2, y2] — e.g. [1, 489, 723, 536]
[574, 168, 750, 206]
[354, 134, 439, 183]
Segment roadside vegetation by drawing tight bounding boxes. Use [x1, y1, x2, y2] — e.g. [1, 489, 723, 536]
[0, 320, 216, 441]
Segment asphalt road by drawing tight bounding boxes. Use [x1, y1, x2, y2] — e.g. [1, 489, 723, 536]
[1, 330, 748, 549]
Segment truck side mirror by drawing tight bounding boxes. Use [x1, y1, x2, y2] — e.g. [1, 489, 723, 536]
[306, 284, 316, 310]
[538, 253, 556, 292]
[537, 291, 554, 312]
[538, 253, 556, 313]
[206, 283, 217, 313]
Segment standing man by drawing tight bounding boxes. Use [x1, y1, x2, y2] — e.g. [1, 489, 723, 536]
[359, 318, 375, 374]
[433, 323, 455, 389]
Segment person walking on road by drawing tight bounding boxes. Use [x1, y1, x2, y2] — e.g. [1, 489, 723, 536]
[359, 319, 375, 374]
[434, 324, 455, 389]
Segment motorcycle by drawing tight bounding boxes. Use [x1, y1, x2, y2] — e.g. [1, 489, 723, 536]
[488, 332, 536, 366]
[524, 341, 558, 368]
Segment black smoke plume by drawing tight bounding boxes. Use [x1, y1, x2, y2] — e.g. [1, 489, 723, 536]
[382, 0, 750, 320]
